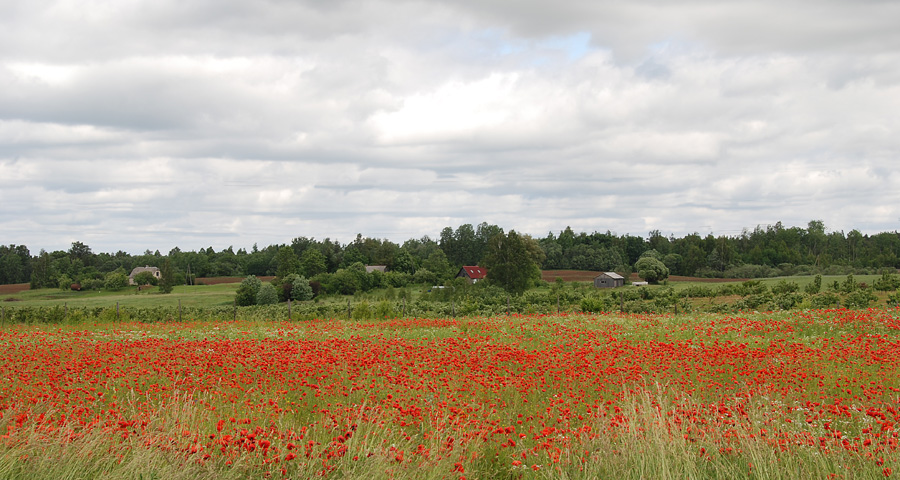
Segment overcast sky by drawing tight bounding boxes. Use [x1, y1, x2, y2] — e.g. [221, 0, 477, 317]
[2, 0, 899, 254]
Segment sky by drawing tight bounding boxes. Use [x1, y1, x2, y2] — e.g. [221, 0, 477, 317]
[2, 0, 899, 254]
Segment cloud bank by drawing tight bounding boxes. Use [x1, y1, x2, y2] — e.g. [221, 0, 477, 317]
[1, 0, 898, 253]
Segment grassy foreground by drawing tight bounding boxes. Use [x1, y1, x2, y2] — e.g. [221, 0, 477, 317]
[1, 309, 899, 479]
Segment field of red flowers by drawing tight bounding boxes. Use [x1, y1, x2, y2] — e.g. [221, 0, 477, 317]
[1, 309, 899, 479]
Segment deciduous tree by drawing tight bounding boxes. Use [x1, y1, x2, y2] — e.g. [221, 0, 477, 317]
[482, 230, 542, 296]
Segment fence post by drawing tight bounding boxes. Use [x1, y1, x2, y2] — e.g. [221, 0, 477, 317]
[288, 299, 292, 320]
[507, 295, 510, 316]
[619, 292, 624, 313]
[233, 299, 237, 321]
[1, 306, 4, 326]
[178, 299, 182, 322]
[116, 302, 119, 321]
[402, 297, 406, 317]
[451, 297, 455, 318]
[347, 299, 351, 319]
[557, 293, 560, 314]
[65, 302, 68, 320]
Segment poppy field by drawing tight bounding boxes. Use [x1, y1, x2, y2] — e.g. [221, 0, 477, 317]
[1, 309, 899, 479]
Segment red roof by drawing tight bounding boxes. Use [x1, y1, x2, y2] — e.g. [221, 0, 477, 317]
[460, 266, 487, 279]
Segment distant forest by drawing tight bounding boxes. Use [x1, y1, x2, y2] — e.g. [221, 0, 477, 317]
[2, 220, 899, 288]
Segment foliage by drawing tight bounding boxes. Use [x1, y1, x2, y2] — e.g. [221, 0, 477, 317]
[289, 275, 314, 301]
[805, 274, 822, 294]
[809, 292, 840, 309]
[482, 230, 542, 296]
[634, 257, 669, 284]
[873, 270, 900, 291]
[844, 288, 877, 308]
[133, 271, 158, 286]
[235, 275, 262, 306]
[274, 246, 301, 279]
[57, 274, 73, 291]
[351, 301, 372, 320]
[103, 271, 129, 291]
[158, 259, 175, 294]
[7, 219, 900, 293]
[299, 248, 328, 277]
[255, 283, 279, 305]
[771, 279, 800, 294]
[773, 291, 804, 310]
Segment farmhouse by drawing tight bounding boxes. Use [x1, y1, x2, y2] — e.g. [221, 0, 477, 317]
[457, 266, 487, 283]
[593, 272, 624, 288]
[129, 266, 160, 285]
[365, 265, 387, 273]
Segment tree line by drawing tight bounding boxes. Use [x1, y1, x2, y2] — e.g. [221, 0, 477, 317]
[1, 220, 899, 291]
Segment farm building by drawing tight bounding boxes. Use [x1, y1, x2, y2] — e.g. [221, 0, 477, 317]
[457, 266, 487, 283]
[365, 265, 387, 273]
[593, 272, 624, 288]
[129, 266, 161, 285]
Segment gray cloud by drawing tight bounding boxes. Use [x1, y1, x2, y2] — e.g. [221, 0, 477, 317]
[1, 0, 899, 253]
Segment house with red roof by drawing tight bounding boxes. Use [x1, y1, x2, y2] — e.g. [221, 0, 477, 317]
[457, 266, 487, 283]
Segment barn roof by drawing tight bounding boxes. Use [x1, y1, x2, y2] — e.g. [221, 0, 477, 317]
[459, 266, 487, 279]
[129, 266, 160, 277]
[596, 272, 623, 280]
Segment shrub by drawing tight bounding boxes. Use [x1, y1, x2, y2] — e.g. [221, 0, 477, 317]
[374, 301, 396, 319]
[844, 289, 877, 309]
[256, 283, 279, 305]
[804, 274, 822, 294]
[580, 295, 614, 313]
[809, 292, 840, 309]
[774, 292, 804, 310]
[841, 274, 858, 294]
[133, 271, 158, 286]
[771, 280, 800, 295]
[291, 276, 314, 301]
[873, 271, 900, 291]
[104, 272, 129, 291]
[235, 276, 263, 306]
[352, 301, 372, 320]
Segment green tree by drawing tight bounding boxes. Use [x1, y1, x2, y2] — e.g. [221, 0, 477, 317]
[158, 259, 175, 293]
[281, 273, 314, 301]
[422, 250, 453, 282]
[481, 230, 541, 296]
[30, 250, 53, 289]
[133, 271, 158, 286]
[635, 257, 669, 284]
[104, 271, 129, 291]
[291, 276, 314, 301]
[57, 274, 73, 291]
[235, 275, 262, 306]
[256, 283, 279, 305]
[300, 248, 328, 277]
[392, 250, 417, 274]
[274, 246, 301, 279]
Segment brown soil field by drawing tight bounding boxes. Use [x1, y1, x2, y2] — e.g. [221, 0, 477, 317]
[195, 276, 275, 285]
[541, 270, 746, 283]
[0, 283, 30, 295]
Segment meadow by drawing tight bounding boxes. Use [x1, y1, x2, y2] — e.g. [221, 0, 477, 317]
[0, 309, 898, 479]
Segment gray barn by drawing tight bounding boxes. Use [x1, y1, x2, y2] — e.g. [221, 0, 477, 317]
[593, 272, 624, 288]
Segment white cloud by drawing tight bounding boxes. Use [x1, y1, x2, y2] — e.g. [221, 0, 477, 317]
[1, 0, 899, 253]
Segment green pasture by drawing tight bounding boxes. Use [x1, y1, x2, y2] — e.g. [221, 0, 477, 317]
[0, 283, 240, 308]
